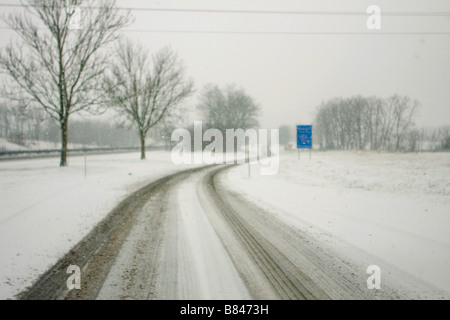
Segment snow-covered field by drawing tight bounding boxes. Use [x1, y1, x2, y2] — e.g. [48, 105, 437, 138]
[0, 151, 198, 299]
[223, 150, 450, 297]
[1, 149, 449, 299]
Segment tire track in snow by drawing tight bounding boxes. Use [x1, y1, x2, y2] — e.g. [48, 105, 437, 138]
[19, 163, 380, 300]
[204, 166, 331, 300]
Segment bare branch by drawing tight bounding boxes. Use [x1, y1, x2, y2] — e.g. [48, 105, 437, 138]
[0, 0, 132, 165]
[103, 40, 194, 159]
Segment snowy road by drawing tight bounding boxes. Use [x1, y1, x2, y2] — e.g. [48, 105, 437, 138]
[17, 159, 449, 300]
[97, 166, 251, 300]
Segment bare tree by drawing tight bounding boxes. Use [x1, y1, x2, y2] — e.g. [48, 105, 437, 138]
[366, 96, 384, 150]
[29, 105, 47, 140]
[442, 128, 450, 151]
[0, 103, 9, 138]
[0, 0, 131, 166]
[314, 101, 337, 149]
[103, 40, 194, 160]
[313, 95, 419, 151]
[0, 98, 30, 146]
[390, 95, 419, 151]
[348, 96, 369, 150]
[197, 83, 260, 131]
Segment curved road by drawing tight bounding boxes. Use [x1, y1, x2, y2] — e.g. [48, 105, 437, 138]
[18, 165, 405, 300]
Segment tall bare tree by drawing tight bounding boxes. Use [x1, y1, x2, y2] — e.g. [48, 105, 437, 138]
[0, 0, 131, 166]
[389, 95, 419, 151]
[103, 40, 194, 160]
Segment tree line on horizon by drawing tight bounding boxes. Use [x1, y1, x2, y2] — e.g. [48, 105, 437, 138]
[276, 95, 450, 152]
[311, 95, 450, 152]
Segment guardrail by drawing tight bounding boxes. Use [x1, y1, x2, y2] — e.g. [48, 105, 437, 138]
[0, 145, 168, 159]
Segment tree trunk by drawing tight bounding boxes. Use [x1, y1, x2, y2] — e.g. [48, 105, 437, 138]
[140, 131, 146, 160]
[60, 119, 68, 167]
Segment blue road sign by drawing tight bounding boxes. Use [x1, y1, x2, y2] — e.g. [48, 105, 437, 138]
[297, 125, 312, 149]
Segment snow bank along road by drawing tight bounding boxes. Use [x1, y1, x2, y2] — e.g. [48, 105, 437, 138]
[17, 161, 449, 300]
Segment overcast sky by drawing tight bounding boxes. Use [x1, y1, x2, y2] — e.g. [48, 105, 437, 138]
[1, 0, 450, 130]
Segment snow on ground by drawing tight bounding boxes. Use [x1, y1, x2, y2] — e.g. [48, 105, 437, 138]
[0, 138, 99, 152]
[0, 151, 198, 299]
[174, 178, 251, 299]
[223, 150, 450, 297]
[2, 148, 449, 299]
[0, 138, 27, 151]
[97, 171, 252, 300]
[22, 140, 98, 150]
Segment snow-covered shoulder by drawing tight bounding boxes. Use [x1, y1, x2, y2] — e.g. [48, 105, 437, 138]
[222, 150, 450, 298]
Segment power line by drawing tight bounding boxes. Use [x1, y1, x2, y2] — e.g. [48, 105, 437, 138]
[1, 26, 449, 35]
[0, 3, 448, 36]
[0, 3, 449, 17]
[121, 29, 450, 36]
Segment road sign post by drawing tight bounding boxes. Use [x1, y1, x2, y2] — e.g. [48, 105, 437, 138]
[296, 125, 312, 160]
